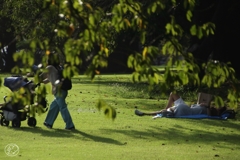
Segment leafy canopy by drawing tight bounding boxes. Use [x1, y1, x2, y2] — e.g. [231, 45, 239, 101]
[1, 0, 239, 119]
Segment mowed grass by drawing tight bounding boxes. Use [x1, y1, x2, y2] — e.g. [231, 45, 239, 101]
[0, 74, 240, 160]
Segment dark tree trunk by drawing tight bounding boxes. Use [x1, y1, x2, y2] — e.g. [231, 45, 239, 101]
[5, 42, 16, 73]
[0, 17, 16, 73]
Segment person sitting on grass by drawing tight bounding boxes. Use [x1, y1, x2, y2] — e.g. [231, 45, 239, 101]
[135, 92, 227, 117]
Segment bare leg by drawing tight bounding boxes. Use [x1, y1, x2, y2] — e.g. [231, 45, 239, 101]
[165, 92, 180, 109]
[135, 109, 167, 116]
[135, 92, 181, 116]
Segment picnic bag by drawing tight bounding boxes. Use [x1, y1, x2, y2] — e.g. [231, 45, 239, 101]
[221, 109, 236, 119]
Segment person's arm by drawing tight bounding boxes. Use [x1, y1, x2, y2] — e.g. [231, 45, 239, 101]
[199, 103, 207, 107]
[42, 78, 50, 84]
[40, 73, 49, 84]
[39, 67, 50, 84]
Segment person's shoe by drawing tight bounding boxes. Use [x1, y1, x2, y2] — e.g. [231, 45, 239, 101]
[65, 126, 75, 131]
[43, 122, 52, 129]
[135, 110, 144, 116]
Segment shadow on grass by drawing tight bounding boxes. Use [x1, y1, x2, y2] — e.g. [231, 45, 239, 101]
[72, 129, 124, 145]
[100, 118, 240, 147]
[5, 126, 123, 145]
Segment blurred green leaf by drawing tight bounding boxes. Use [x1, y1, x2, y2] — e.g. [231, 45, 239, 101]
[186, 10, 192, 21]
[96, 99, 117, 120]
[190, 25, 197, 35]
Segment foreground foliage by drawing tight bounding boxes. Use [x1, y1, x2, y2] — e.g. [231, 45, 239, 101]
[1, 1, 240, 116]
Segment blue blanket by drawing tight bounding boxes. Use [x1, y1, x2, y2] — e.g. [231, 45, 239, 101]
[153, 113, 231, 120]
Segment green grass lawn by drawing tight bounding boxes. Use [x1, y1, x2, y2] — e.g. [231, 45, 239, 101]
[0, 74, 240, 160]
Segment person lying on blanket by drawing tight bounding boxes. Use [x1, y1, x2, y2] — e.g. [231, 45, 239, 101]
[135, 92, 227, 117]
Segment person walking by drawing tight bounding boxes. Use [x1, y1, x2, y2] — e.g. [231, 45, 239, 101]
[40, 53, 75, 130]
